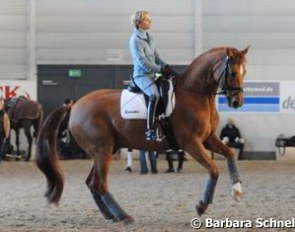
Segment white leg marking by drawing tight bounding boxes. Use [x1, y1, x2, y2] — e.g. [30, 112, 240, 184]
[231, 182, 243, 202]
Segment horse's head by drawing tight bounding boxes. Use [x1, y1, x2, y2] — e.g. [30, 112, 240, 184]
[2, 96, 27, 113]
[3, 98, 12, 112]
[215, 46, 250, 109]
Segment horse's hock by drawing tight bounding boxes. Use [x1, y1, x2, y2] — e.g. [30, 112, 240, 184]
[211, 148, 239, 160]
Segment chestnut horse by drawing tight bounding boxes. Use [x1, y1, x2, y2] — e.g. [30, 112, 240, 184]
[36, 46, 249, 223]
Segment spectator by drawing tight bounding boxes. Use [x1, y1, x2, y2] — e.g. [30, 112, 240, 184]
[125, 148, 133, 172]
[57, 98, 87, 159]
[220, 118, 244, 160]
[63, 98, 74, 106]
[139, 150, 158, 174]
[165, 149, 185, 173]
[0, 101, 10, 162]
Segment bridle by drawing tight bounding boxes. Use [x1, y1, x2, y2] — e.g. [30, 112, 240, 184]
[217, 54, 244, 99]
[177, 49, 244, 101]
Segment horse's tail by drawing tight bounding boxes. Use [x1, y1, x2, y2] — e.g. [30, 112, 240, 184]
[33, 104, 44, 138]
[35, 105, 71, 205]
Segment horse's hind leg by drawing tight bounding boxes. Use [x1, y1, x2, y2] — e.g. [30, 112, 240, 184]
[32, 117, 40, 138]
[86, 148, 134, 224]
[23, 124, 33, 161]
[14, 128, 22, 160]
[205, 134, 243, 201]
[86, 166, 114, 220]
[177, 150, 185, 173]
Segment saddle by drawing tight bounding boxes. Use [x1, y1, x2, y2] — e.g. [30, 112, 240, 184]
[7, 97, 41, 123]
[120, 75, 179, 148]
[121, 76, 175, 120]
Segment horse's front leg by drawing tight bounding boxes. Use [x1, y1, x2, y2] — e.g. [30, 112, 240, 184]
[205, 134, 243, 202]
[185, 139, 219, 216]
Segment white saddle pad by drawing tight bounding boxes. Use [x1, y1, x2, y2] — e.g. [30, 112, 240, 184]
[120, 79, 175, 120]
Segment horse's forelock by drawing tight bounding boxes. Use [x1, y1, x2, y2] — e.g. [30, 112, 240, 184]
[227, 47, 247, 64]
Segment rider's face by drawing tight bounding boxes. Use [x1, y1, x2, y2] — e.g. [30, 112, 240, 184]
[139, 14, 151, 30]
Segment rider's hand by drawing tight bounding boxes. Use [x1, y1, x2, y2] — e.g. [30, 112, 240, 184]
[161, 65, 172, 77]
[161, 65, 177, 77]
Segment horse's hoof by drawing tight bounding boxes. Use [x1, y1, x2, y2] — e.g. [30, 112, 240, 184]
[111, 218, 121, 223]
[103, 214, 114, 220]
[195, 200, 208, 216]
[123, 216, 134, 225]
[111, 215, 134, 224]
[231, 190, 243, 202]
[231, 182, 243, 202]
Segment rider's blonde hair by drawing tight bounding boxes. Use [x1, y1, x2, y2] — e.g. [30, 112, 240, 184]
[131, 11, 149, 30]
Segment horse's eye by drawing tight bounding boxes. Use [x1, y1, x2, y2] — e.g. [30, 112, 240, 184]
[231, 72, 237, 78]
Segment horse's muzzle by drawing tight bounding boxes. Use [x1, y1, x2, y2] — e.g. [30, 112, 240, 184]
[232, 100, 240, 109]
[227, 94, 243, 109]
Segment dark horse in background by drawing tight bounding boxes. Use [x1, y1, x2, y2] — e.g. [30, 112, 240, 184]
[4, 97, 43, 161]
[36, 46, 249, 223]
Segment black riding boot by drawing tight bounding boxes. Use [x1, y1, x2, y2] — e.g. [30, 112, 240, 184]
[177, 150, 185, 173]
[145, 96, 158, 141]
[165, 151, 174, 173]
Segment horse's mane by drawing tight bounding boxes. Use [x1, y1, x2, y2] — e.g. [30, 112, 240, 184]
[179, 47, 224, 78]
[190, 47, 229, 67]
[195, 47, 226, 62]
[180, 47, 247, 78]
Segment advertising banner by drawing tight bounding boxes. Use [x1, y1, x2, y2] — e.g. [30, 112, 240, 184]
[218, 81, 295, 114]
[0, 80, 37, 100]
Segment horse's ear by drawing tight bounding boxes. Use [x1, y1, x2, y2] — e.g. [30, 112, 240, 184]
[240, 45, 250, 55]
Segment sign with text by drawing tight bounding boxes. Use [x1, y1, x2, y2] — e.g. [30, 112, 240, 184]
[218, 81, 295, 114]
[68, 69, 81, 77]
[0, 80, 37, 100]
[280, 81, 295, 113]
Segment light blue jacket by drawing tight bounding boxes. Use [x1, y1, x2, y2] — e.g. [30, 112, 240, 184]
[129, 29, 166, 78]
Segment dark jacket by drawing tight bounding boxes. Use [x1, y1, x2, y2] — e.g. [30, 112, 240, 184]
[220, 125, 241, 143]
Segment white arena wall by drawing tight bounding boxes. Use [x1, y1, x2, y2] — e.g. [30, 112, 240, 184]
[1, 0, 295, 154]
